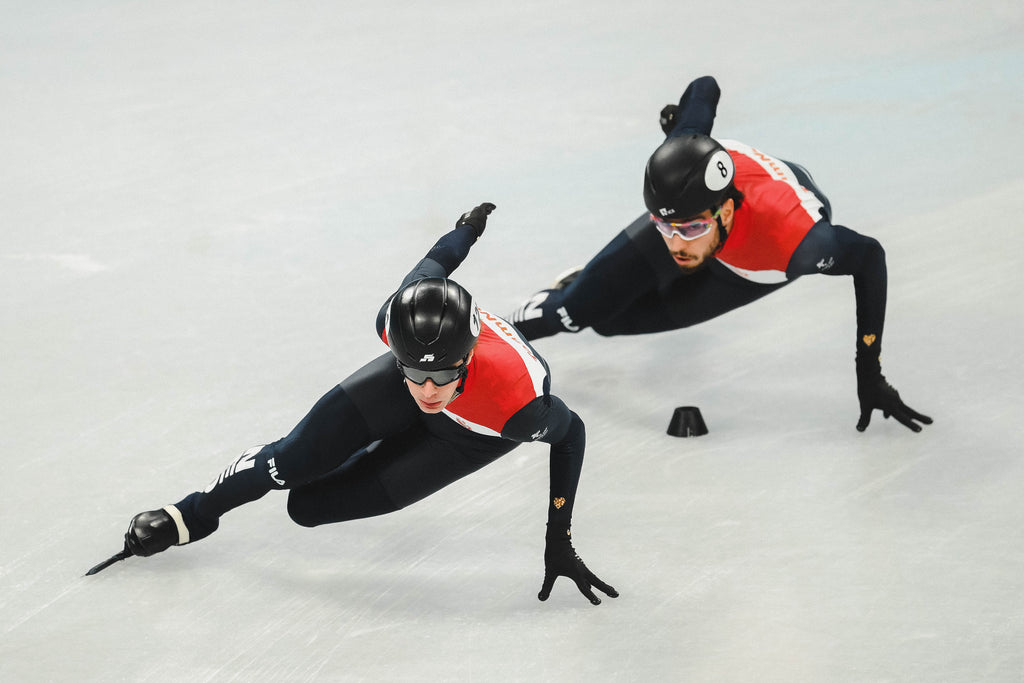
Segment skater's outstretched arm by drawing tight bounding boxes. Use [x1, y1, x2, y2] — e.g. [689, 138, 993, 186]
[503, 395, 619, 606]
[376, 202, 496, 335]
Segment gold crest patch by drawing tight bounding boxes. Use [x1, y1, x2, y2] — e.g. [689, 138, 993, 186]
[553, 497, 566, 509]
[863, 334, 877, 347]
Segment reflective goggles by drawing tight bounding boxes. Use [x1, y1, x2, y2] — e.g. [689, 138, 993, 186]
[397, 360, 467, 386]
[651, 206, 721, 241]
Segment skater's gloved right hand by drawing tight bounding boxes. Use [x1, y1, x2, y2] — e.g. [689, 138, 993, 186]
[455, 202, 496, 238]
[855, 358, 932, 433]
[538, 524, 618, 606]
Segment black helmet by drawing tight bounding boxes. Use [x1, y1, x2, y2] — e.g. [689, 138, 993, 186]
[385, 277, 480, 370]
[643, 134, 735, 220]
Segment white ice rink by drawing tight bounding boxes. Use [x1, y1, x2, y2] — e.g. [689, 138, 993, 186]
[3, 2, 1024, 681]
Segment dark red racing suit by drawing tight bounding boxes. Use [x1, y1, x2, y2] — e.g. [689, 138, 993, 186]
[380, 308, 554, 439]
[714, 139, 829, 284]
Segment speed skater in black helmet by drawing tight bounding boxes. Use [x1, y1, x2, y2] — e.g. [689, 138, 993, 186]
[511, 75, 931, 435]
[90, 202, 617, 607]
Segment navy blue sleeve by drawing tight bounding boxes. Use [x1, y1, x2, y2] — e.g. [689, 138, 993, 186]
[667, 75, 721, 138]
[501, 395, 585, 528]
[788, 221, 888, 364]
[375, 225, 480, 337]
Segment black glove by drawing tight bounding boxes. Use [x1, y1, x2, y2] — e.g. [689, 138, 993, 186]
[538, 525, 617, 606]
[856, 361, 933, 433]
[659, 104, 678, 136]
[455, 202, 496, 238]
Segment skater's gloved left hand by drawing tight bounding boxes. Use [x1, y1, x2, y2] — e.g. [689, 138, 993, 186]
[855, 359, 932, 433]
[659, 104, 678, 136]
[538, 524, 618, 606]
[455, 202, 496, 238]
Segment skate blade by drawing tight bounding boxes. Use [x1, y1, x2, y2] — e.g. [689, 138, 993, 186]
[85, 547, 131, 576]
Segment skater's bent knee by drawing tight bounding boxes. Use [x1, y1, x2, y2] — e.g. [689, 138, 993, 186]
[286, 494, 324, 527]
[286, 474, 401, 527]
[591, 323, 620, 338]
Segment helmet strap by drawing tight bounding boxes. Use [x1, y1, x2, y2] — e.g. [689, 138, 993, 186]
[712, 212, 729, 254]
[453, 354, 471, 396]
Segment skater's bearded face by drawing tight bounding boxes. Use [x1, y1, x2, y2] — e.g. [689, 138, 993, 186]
[656, 199, 734, 273]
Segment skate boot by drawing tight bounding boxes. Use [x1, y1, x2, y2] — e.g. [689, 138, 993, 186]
[124, 506, 185, 557]
[551, 265, 582, 290]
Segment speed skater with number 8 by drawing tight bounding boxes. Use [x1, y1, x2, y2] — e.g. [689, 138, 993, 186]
[511, 75, 931, 434]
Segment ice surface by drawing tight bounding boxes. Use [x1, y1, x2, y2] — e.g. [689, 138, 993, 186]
[3, 2, 1023, 681]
